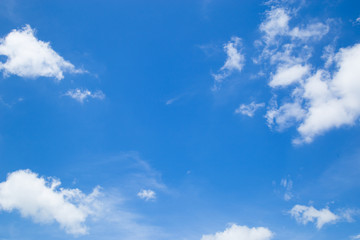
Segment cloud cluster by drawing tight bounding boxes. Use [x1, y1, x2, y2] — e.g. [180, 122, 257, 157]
[290, 205, 338, 229]
[65, 88, 105, 103]
[0, 25, 81, 80]
[212, 37, 245, 90]
[201, 224, 273, 240]
[251, 3, 360, 143]
[0, 169, 101, 235]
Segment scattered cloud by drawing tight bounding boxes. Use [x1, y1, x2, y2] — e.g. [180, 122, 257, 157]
[0, 25, 82, 80]
[0, 169, 101, 235]
[137, 189, 156, 201]
[201, 224, 273, 240]
[280, 177, 293, 201]
[352, 234, 360, 239]
[235, 102, 265, 117]
[212, 37, 245, 91]
[64, 88, 105, 103]
[290, 205, 338, 229]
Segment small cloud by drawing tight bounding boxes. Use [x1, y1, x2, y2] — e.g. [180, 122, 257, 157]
[280, 177, 293, 201]
[137, 189, 156, 201]
[201, 224, 273, 240]
[212, 37, 245, 91]
[64, 88, 105, 103]
[235, 102, 265, 117]
[290, 205, 339, 229]
[0, 25, 83, 80]
[165, 97, 180, 105]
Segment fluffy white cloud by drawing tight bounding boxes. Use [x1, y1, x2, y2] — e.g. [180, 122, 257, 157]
[269, 64, 310, 88]
[235, 102, 265, 117]
[290, 205, 338, 229]
[254, 3, 360, 143]
[201, 224, 273, 240]
[65, 88, 105, 103]
[0, 25, 81, 80]
[212, 37, 245, 90]
[137, 189, 156, 201]
[0, 169, 101, 235]
[268, 43, 360, 143]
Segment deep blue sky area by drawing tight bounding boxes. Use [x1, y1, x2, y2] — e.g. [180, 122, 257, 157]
[0, 1, 360, 240]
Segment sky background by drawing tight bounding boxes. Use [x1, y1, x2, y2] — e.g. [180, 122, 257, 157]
[0, 0, 360, 240]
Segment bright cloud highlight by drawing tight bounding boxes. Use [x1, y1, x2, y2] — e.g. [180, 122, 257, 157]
[0, 25, 81, 80]
[201, 224, 273, 240]
[0, 169, 101, 235]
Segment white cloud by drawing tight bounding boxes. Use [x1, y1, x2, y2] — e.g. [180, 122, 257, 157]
[289, 22, 329, 41]
[0, 169, 101, 235]
[266, 101, 306, 130]
[269, 64, 310, 87]
[212, 37, 245, 90]
[260, 8, 290, 44]
[65, 88, 105, 103]
[137, 189, 156, 201]
[235, 102, 265, 117]
[201, 224, 273, 240]
[268, 43, 360, 144]
[254, 3, 360, 143]
[260, 8, 328, 45]
[0, 25, 82, 80]
[290, 205, 338, 229]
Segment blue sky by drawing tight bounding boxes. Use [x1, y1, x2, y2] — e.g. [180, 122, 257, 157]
[0, 0, 360, 239]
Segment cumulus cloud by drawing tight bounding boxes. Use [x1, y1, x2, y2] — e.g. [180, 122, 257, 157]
[0, 169, 101, 235]
[235, 102, 265, 117]
[268, 43, 360, 144]
[201, 224, 273, 240]
[269, 64, 310, 88]
[65, 88, 105, 103]
[252, 2, 360, 143]
[212, 37, 245, 90]
[290, 205, 338, 229]
[0, 25, 82, 80]
[137, 189, 156, 201]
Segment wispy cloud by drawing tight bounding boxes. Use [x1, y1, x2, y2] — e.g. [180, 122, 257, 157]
[212, 37, 245, 91]
[64, 88, 105, 103]
[280, 177, 293, 201]
[0, 25, 83, 80]
[235, 102, 265, 117]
